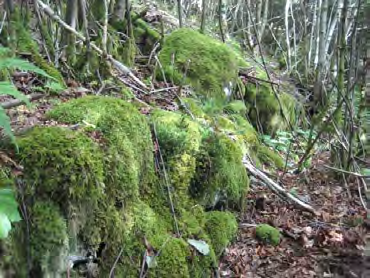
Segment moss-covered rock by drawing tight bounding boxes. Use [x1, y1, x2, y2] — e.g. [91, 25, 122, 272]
[151, 109, 203, 211]
[244, 81, 299, 135]
[205, 211, 238, 255]
[47, 96, 155, 204]
[255, 224, 281, 246]
[191, 133, 249, 209]
[158, 28, 241, 98]
[16, 126, 105, 205]
[29, 201, 69, 274]
[256, 145, 285, 169]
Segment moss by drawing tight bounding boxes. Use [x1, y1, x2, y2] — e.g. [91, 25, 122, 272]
[191, 133, 249, 209]
[158, 28, 241, 98]
[255, 224, 281, 246]
[47, 96, 155, 204]
[151, 110, 203, 211]
[16, 126, 105, 205]
[9, 10, 64, 84]
[204, 211, 237, 256]
[29, 201, 69, 273]
[256, 145, 285, 169]
[149, 236, 190, 278]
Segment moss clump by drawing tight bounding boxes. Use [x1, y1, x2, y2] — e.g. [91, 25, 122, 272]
[191, 133, 249, 209]
[151, 109, 203, 211]
[149, 236, 190, 278]
[256, 145, 285, 169]
[47, 96, 155, 203]
[16, 126, 105, 205]
[158, 28, 241, 98]
[255, 224, 281, 246]
[204, 211, 237, 255]
[244, 81, 299, 134]
[29, 201, 68, 268]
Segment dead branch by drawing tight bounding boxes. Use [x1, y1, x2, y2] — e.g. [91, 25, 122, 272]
[243, 157, 320, 215]
[36, 0, 148, 91]
[1, 93, 44, 109]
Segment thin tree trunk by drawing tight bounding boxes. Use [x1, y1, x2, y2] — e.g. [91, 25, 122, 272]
[177, 0, 183, 27]
[313, 0, 328, 110]
[258, 0, 269, 42]
[200, 0, 207, 33]
[285, 0, 292, 70]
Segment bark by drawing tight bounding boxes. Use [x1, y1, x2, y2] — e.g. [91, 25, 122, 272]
[200, 0, 207, 33]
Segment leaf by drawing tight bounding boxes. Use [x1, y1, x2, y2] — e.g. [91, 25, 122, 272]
[187, 239, 210, 255]
[0, 81, 31, 107]
[0, 188, 21, 222]
[0, 107, 16, 144]
[0, 213, 12, 239]
[0, 57, 55, 80]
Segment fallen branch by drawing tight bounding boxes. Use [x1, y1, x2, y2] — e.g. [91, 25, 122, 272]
[323, 164, 370, 178]
[1, 93, 44, 109]
[243, 157, 320, 216]
[36, 0, 148, 90]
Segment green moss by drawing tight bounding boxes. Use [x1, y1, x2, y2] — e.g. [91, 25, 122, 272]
[244, 81, 299, 134]
[256, 145, 285, 169]
[255, 224, 281, 246]
[10, 10, 64, 84]
[29, 201, 69, 272]
[47, 96, 155, 203]
[204, 211, 237, 256]
[191, 133, 249, 209]
[151, 110, 203, 210]
[16, 126, 105, 204]
[149, 236, 190, 278]
[158, 28, 241, 98]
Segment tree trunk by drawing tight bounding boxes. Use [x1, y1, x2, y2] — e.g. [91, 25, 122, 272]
[313, 0, 328, 110]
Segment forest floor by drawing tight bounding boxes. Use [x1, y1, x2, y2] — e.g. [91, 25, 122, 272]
[219, 153, 369, 278]
[2, 71, 369, 278]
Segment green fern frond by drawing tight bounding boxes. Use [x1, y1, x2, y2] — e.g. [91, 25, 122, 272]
[0, 81, 31, 106]
[0, 108, 15, 144]
[0, 58, 55, 81]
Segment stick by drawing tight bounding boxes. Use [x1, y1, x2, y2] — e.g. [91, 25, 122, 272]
[323, 164, 370, 178]
[243, 157, 319, 215]
[1, 93, 44, 109]
[36, 0, 148, 90]
[109, 248, 124, 278]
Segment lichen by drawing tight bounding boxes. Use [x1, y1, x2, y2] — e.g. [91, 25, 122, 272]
[204, 211, 238, 256]
[255, 224, 281, 246]
[157, 28, 241, 98]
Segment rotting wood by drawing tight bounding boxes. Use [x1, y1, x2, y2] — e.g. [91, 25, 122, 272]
[243, 156, 320, 216]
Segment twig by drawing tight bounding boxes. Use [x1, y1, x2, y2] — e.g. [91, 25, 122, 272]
[109, 248, 124, 278]
[36, 0, 148, 90]
[1, 93, 44, 109]
[152, 124, 180, 236]
[243, 156, 319, 215]
[323, 164, 370, 178]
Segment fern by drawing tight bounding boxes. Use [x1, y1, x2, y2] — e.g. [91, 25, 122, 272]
[0, 47, 61, 147]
